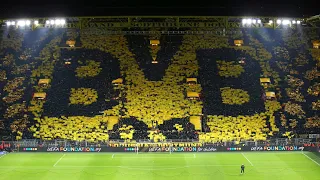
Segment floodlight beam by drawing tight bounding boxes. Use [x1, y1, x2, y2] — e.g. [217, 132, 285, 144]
[282, 20, 290, 25]
[276, 19, 282, 24]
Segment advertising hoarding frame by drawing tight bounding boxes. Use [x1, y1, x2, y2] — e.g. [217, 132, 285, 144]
[17, 145, 317, 153]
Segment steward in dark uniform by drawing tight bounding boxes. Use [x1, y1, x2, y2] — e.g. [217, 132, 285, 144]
[241, 164, 245, 174]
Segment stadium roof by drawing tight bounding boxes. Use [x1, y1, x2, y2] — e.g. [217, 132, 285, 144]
[0, 1, 319, 18]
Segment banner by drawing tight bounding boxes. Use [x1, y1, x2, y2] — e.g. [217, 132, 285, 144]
[250, 146, 304, 151]
[22, 148, 38, 151]
[197, 147, 218, 152]
[20, 147, 129, 152]
[147, 146, 198, 152]
[303, 143, 320, 147]
[139, 146, 218, 152]
[0, 141, 12, 150]
[18, 145, 317, 152]
[46, 147, 102, 152]
[309, 134, 320, 138]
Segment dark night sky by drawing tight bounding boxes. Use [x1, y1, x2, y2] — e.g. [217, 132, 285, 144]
[0, 0, 318, 18]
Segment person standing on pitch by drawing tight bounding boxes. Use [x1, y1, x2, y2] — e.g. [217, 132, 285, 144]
[240, 164, 245, 174]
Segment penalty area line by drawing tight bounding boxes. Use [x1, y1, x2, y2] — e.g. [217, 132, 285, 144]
[241, 153, 254, 166]
[112, 154, 115, 158]
[53, 154, 66, 167]
[302, 152, 320, 166]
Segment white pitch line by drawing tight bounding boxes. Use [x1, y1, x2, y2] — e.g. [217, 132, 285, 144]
[111, 156, 196, 159]
[112, 154, 114, 158]
[0, 164, 242, 171]
[241, 153, 254, 166]
[0, 163, 299, 170]
[0, 154, 6, 159]
[302, 152, 320, 166]
[52, 164, 242, 168]
[53, 154, 66, 167]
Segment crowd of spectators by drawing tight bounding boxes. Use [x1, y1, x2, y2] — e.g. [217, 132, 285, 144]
[0, 27, 319, 143]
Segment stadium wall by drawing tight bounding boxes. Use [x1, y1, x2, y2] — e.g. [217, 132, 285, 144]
[17, 145, 318, 152]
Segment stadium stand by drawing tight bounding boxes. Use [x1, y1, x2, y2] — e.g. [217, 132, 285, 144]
[0, 26, 319, 143]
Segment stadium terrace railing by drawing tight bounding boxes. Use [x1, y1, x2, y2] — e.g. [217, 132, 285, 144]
[1, 138, 319, 148]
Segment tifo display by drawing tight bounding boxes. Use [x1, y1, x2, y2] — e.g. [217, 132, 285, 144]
[0, 15, 320, 180]
[0, 27, 319, 143]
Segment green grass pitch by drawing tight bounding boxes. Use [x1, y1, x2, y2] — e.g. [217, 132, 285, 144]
[0, 152, 319, 180]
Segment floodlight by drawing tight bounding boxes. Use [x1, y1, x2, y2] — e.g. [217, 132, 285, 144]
[242, 19, 247, 24]
[26, 20, 31, 25]
[34, 20, 39, 25]
[11, 21, 15, 25]
[282, 20, 290, 25]
[6, 21, 11, 26]
[61, 19, 66, 25]
[269, 20, 273, 24]
[297, 20, 301, 24]
[257, 19, 261, 23]
[46, 20, 50, 24]
[18, 20, 26, 26]
[247, 19, 252, 24]
[50, 20, 55, 25]
[276, 19, 282, 24]
[252, 19, 256, 24]
[55, 19, 61, 25]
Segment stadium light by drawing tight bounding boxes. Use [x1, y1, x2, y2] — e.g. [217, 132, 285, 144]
[297, 20, 301, 24]
[26, 20, 31, 26]
[257, 19, 261, 23]
[50, 20, 55, 25]
[276, 19, 282, 24]
[46, 20, 50, 24]
[11, 21, 15, 25]
[282, 20, 290, 25]
[247, 19, 252, 24]
[252, 19, 256, 24]
[269, 20, 273, 24]
[34, 20, 39, 25]
[242, 19, 247, 24]
[6, 21, 11, 26]
[55, 19, 61, 25]
[61, 19, 66, 25]
[18, 20, 26, 26]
